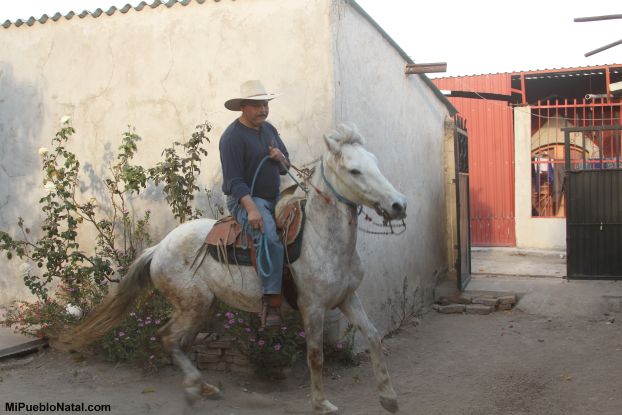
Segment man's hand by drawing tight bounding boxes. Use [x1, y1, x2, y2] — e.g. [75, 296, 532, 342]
[268, 145, 288, 166]
[240, 195, 264, 234]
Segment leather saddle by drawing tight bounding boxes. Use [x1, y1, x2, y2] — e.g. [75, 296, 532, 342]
[204, 195, 306, 267]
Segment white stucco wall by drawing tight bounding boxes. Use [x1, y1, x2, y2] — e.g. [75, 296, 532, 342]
[329, 1, 450, 335]
[0, 0, 336, 305]
[514, 106, 566, 249]
[0, 0, 452, 340]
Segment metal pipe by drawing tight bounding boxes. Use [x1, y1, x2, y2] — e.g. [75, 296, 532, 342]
[584, 38, 622, 57]
[585, 94, 608, 100]
[575, 14, 622, 22]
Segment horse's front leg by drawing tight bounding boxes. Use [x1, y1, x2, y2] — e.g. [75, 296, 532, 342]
[339, 292, 398, 413]
[299, 304, 338, 414]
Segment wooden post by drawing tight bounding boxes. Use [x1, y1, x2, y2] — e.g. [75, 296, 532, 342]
[405, 62, 447, 75]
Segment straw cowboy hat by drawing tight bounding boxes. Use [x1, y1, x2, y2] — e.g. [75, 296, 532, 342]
[224, 80, 279, 111]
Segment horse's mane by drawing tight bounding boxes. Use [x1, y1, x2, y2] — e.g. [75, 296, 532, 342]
[329, 123, 366, 146]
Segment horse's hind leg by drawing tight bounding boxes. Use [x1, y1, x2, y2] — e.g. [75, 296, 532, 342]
[159, 292, 221, 403]
[339, 292, 398, 413]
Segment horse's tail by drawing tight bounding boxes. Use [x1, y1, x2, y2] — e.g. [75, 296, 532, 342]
[54, 245, 157, 351]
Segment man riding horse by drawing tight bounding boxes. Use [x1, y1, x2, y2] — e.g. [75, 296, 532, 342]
[219, 80, 289, 328]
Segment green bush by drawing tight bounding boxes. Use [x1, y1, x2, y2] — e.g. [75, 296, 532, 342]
[0, 119, 210, 365]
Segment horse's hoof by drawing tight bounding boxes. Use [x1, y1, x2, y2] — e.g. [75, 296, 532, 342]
[313, 399, 339, 414]
[184, 386, 201, 406]
[380, 396, 399, 413]
[201, 383, 222, 400]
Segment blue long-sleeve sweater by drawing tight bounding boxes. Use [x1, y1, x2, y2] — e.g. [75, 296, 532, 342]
[219, 119, 289, 204]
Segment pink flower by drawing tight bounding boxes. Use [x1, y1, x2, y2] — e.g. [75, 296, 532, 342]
[224, 324, 230, 329]
[228, 319, 236, 325]
[118, 331, 125, 337]
[150, 336, 156, 341]
[273, 344, 281, 351]
[257, 340, 265, 347]
[238, 318, 244, 324]
[298, 331, 306, 338]
[336, 342, 344, 350]
[244, 327, 252, 333]
[225, 311, 235, 319]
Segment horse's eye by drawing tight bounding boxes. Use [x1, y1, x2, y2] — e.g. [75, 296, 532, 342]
[349, 169, 361, 175]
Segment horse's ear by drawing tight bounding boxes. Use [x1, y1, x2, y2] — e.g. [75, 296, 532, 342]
[323, 132, 342, 155]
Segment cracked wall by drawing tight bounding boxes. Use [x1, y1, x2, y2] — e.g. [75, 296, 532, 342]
[0, 0, 335, 305]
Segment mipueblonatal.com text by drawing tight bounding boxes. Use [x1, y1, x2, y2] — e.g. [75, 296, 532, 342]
[5, 401, 111, 413]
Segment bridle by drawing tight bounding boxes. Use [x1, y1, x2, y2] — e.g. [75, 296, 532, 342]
[289, 157, 406, 236]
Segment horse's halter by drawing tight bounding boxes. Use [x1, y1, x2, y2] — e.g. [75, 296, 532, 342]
[298, 157, 406, 235]
[320, 157, 359, 210]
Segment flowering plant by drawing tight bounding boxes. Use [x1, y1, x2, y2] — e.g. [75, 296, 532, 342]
[96, 290, 171, 365]
[214, 304, 307, 375]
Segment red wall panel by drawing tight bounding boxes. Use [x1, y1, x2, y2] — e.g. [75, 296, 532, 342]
[434, 75, 516, 246]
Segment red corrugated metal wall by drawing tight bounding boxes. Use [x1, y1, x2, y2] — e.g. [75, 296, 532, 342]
[434, 74, 516, 246]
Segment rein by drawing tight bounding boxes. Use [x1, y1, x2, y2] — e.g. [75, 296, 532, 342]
[289, 157, 406, 236]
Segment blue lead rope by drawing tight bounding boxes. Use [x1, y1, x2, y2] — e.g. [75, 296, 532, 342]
[247, 155, 307, 279]
[246, 156, 273, 279]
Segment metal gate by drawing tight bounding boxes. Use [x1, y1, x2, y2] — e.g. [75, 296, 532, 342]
[455, 116, 471, 289]
[564, 125, 622, 279]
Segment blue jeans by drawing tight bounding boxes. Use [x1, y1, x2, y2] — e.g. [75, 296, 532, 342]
[226, 196, 284, 294]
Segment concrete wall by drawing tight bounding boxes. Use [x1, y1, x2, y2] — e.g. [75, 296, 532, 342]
[0, 0, 336, 304]
[514, 106, 566, 249]
[330, 1, 450, 335]
[0, 0, 451, 339]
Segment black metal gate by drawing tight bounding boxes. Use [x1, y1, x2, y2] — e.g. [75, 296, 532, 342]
[564, 125, 622, 279]
[455, 116, 471, 289]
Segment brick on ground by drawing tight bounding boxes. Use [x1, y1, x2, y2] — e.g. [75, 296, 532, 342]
[466, 304, 493, 315]
[437, 304, 466, 314]
[498, 295, 517, 305]
[473, 297, 498, 307]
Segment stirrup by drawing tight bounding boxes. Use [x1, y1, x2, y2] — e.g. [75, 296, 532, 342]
[260, 297, 283, 329]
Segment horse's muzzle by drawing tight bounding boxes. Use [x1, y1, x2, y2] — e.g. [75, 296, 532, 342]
[375, 196, 407, 220]
[390, 201, 407, 219]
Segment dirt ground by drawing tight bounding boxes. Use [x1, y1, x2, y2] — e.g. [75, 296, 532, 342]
[1, 305, 621, 415]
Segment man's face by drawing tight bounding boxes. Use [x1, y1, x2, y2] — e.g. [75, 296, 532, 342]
[240, 100, 269, 128]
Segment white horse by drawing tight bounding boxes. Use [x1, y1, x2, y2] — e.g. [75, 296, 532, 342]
[62, 124, 407, 414]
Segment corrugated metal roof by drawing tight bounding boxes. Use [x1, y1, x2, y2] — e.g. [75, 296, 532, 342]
[1, 0, 204, 29]
[436, 64, 622, 80]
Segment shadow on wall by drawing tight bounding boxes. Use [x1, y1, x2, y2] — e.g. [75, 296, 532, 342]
[0, 63, 44, 227]
[0, 62, 44, 303]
